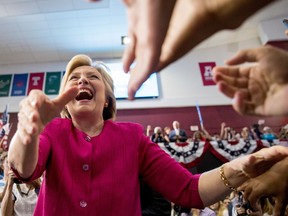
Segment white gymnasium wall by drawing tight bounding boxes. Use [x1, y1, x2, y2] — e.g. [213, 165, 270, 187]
[0, 38, 261, 112]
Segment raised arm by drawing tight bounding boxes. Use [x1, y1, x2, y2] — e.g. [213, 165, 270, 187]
[1, 171, 15, 216]
[8, 87, 78, 178]
[199, 145, 288, 206]
[219, 122, 226, 140]
[200, 124, 212, 140]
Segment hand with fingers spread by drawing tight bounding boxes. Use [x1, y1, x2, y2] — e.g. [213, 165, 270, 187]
[213, 45, 288, 116]
[8, 87, 78, 178]
[17, 88, 78, 145]
[238, 157, 288, 216]
[120, 0, 276, 99]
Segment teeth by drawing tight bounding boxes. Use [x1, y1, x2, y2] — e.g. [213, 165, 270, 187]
[75, 89, 93, 101]
[79, 89, 92, 96]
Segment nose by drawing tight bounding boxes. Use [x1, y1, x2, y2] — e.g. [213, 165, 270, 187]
[78, 76, 89, 85]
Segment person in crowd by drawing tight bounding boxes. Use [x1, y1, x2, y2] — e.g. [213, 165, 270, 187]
[146, 124, 152, 137]
[1, 171, 41, 216]
[7, 54, 288, 215]
[0, 152, 41, 216]
[191, 206, 216, 216]
[173, 204, 192, 216]
[188, 124, 212, 142]
[223, 127, 237, 142]
[200, 207, 217, 216]
[240, 127, 253, 141]
[250, 124, 263, 140]
[219, 122, 227, 141]
[163, 126, 171, 142]
[217, 197, 231, 216]
[209, 202, 220, 215]
[278, 126, 288, 141]
[0, 152, 8, 190]
[151, 126, 166, 143]
[199, 125, 213, 141]
[232, 192, 250, 216]
[212, 45, 288, 117]
[169, 121, 188, 142]
[261, 126, 278, 142]
[0, 151, 9, 214]
[191, 130, 206, 142]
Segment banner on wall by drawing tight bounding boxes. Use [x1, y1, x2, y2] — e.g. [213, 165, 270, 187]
[11, 73, 28, 96]
[0, 74, 12, 97]
[45, 72, 62, 95]
[27, 72, 45, 94]
[198, 62, 216, 86]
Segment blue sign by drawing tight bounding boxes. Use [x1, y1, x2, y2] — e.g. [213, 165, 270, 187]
[11, 73, 28, 96]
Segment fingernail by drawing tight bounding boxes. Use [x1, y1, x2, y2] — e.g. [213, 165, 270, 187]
[31, 99, 37, 107]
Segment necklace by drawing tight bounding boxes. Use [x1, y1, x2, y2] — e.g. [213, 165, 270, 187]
[17, 184, 33, 197]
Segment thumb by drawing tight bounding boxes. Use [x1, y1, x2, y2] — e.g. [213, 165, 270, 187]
[225, 48, 259, 65]
[52, 87, 78, 111]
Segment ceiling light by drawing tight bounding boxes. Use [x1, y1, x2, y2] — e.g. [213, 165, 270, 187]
[121, 36, 131, 45]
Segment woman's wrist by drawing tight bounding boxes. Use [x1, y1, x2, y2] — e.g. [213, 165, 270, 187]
[221, 163, 249, 190]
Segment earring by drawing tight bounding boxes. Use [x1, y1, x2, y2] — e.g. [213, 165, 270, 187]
[104, 102, 108, 107]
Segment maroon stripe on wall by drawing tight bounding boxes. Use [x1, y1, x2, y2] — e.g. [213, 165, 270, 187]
[116, 105, 288, 137]
[3, 105, 288, 144]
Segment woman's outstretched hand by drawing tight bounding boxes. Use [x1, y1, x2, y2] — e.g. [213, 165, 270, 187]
[17, 87, 78, 145]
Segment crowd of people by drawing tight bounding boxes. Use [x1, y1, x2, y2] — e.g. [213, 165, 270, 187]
[147, 121, 288, 144]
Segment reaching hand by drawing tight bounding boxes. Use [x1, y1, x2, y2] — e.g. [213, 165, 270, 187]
[122, 0, 176, 100]
[239, 157, 288, 216]
[213, 46, 288, 116]
[17, 87, 78, 145]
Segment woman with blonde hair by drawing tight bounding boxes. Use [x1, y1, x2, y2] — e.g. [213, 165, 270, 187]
[7, 54, 288, 215]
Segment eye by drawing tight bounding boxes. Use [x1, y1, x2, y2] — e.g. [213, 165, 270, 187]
[90, 75, 99, 79]
[69, 75, 78, 81]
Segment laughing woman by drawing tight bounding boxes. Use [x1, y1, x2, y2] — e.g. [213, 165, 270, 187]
[7, 55, 288, 215]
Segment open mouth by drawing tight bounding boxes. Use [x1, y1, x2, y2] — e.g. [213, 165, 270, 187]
[75, 89, 93, 101]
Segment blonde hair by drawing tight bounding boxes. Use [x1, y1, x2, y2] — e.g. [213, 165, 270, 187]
[59, 54, 116, 120]
[261, 198, 274, 215]
[154, 126, 162, 134]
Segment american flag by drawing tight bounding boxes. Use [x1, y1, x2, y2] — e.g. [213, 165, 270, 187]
[1, 105, 9, 125]
[0, 105, 10, 151]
